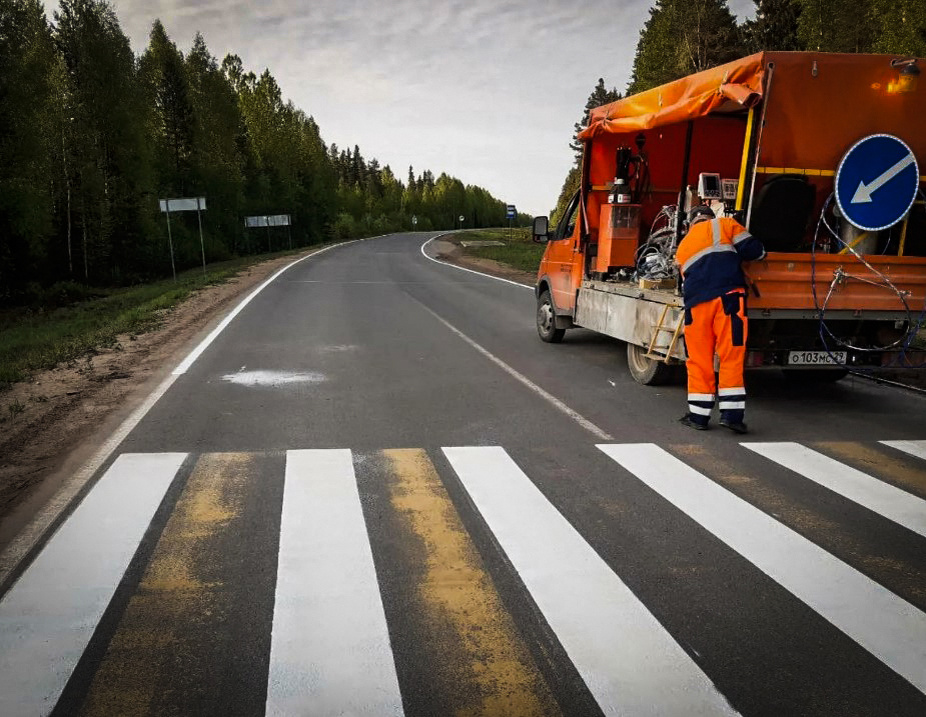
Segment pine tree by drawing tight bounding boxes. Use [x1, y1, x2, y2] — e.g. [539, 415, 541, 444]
[140, 20, 195, 194]
[743, 0, 802, 51]
[796, 0, 874, 52]
[869, 0, 926, 55]
[55, 0, 153, 282]
[185, 32, 247, 255]
[628, 0, 741, 94]
[570, 78, 621, 163]
[0, 0, 57, 297]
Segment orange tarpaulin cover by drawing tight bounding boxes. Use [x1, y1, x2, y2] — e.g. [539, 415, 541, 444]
[578, 53, 766, 138]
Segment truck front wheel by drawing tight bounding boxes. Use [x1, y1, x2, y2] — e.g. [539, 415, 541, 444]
[537, 290, 565, 343]
[626, 343, 676, 385]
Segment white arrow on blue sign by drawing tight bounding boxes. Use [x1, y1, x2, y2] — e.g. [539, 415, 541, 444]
[835, 134, 920, 232]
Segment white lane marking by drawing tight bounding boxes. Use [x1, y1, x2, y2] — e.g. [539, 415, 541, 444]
[881, 440, 926, 462]
[420, 235, 534, 290]
[220, 369, 326, 387]
[598, 443, 926, 695]
[266, 450, 403, 717]
[417, 303, 612, 440]
[174, 241, 359, 375]
[0, 240, 364, 587]
[0, 452, 185, 716]
[743, 442, 926, 538]
[443, 446, 737, 717]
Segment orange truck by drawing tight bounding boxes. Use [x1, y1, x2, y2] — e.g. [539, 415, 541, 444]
[533, 52, 926, 384]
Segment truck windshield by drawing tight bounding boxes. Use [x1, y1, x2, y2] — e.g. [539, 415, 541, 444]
[556, 191, 580, 241]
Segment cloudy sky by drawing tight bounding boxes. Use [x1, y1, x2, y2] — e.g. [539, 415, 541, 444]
[106, 0, 756, 215]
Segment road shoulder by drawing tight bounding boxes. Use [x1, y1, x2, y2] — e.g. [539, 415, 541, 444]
[0, 249, 324, 555]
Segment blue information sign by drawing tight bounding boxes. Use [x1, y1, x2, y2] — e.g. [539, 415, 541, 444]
[506, 204, 516, 219]
[835, 134, 919, 232]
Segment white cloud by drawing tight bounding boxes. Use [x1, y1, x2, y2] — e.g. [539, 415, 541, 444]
[105, 0, 755, 215]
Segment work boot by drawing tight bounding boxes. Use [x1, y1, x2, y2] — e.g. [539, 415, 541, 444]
[719, 418, 748, 434]
[679, 413, 709, 431]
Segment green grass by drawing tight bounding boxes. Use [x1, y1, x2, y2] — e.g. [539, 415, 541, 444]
[0, 246, 320, 388]
[451, 227, 546, 274]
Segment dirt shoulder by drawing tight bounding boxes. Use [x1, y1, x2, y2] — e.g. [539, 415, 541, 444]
[428, 236, 537, 287]
[0, 249, 321, 552]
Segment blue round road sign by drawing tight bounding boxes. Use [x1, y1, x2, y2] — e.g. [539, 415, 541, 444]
[835, 134, 919, 232]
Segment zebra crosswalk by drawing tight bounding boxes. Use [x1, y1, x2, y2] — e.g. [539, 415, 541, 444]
[1, 439, 925, 716]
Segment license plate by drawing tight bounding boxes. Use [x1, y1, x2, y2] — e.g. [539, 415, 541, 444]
[787, 350, 846, 366]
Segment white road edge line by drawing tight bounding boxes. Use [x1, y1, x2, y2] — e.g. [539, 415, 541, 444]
[0, 239, 364, 588]
[443, 446, 738, 717]
[420, 234, 534, 290]
[742, 442, 926, 539]
[416, 301, 613, 441]
[266, 449, 403, 716]
[598, 443, 926, 696]
[0, 452, 186, 716]
[173, 240, 360, 374]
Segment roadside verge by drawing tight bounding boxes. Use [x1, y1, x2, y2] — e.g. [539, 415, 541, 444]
[0, 238, 364, 586]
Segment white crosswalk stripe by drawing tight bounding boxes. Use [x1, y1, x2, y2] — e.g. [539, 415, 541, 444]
[598, 443, 926, 696]
[443, 446, 738, 717]
[0, 453, 186, 717]
[1, 440, 925, 715]
[742, 442, 926, 538]
[882, 439, 926, 462]
[266, 449, 403, 717]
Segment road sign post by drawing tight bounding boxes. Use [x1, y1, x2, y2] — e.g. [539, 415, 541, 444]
[159, 197, 207, 280]
[165, 208, 176, 281]
[506, 204, 516, 241]
[835, 134, 919, 232]
[196, 197, 205, 276]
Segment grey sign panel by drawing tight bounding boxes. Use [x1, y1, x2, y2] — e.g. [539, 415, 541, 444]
[159, 197, 206, 212]
[245, 214, 291, 227]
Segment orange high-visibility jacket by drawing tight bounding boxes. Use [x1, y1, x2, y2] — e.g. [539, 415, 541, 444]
[675, 217, 766, 309]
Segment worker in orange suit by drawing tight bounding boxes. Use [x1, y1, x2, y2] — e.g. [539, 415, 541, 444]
[675, 206, 766, 433]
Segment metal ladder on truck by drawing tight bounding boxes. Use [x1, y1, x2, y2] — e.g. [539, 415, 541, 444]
[643, 303, 686, 362]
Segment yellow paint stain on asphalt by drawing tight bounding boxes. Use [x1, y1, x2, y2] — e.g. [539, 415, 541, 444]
[80, 453, 252, 717]
[670, 444, 926, 603]
[813, 441, 926, 497]
[384, 449, 559, 717]
[672, 443, 851, 537]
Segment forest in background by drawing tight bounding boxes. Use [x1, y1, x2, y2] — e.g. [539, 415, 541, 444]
[552, 0, 926, 222]
[0, 0, 528, 305]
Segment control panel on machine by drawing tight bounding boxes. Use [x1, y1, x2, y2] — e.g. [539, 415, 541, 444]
[697, 172, 722, 200]
[722, 178, 738, 202]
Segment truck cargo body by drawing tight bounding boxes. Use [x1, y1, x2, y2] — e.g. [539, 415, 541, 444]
[535, 52, 926, 382]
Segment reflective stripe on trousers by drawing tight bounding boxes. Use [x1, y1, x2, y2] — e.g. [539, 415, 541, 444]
[684, 292, 747, 424]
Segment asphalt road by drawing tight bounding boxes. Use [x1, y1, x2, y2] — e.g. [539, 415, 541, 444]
[2, 231, 926, 716]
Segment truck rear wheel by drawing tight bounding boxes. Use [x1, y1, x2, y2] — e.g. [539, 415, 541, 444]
[537, 290, 565, 343]
[626, 343, 676, 385]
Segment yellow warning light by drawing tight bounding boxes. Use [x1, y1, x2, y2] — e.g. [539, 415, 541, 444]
[888, 58, 920, 94]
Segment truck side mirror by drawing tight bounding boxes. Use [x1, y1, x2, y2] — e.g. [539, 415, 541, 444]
[532, 216, 550, 243]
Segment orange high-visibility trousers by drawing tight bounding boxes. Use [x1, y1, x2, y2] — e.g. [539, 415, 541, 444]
[684, 291, 747, 426]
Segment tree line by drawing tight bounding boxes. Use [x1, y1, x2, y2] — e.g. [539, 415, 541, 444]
[0, 0, 523, 304]
[553, 0, 925, 220]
